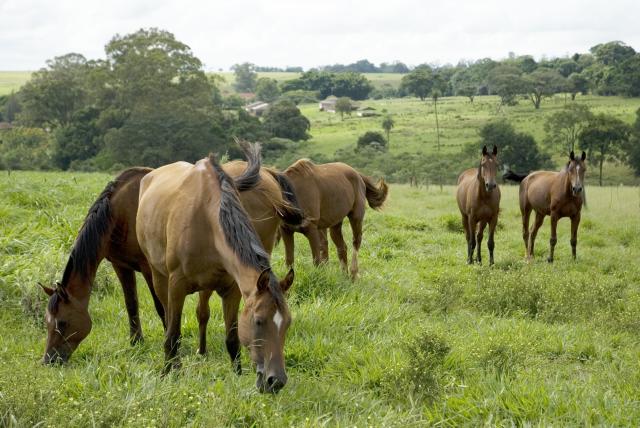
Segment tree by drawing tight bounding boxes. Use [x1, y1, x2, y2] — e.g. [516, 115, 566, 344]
[487, 65, 526, 107]
[381, 115, 395, 143]
[430, 72, 447, 152]
[262, 100, 311, 141]
[567, 72, 590, 99]
[451, 68, 479, 102]
[232, 62, 258, 92]
[53, 107, 103, 170]
[479, 121, 551, 172]
[3, 92, 21, 123]
[590, 41, 636, 66]
[544, 103, 594, 153]
[332, 72, 373, 100]
[626, 107, 640, 176]
[255, 77, 281, 102]
[579, 114, 631, 185]
[19, 53, 90, 126]
[400, 66, 433, 101]
[609, 55, 640, 97]
[335, 97, 353, 120]
[0, 127, 53, 170]
[523, 69, 566, 109]
[357, 131, 387, 151]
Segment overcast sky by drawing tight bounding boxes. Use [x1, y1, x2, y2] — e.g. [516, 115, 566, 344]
[1, 0, 638, 71]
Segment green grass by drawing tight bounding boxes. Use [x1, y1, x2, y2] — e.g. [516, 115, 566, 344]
[0, 71, 31, 96]
[2, 171, 640, 426]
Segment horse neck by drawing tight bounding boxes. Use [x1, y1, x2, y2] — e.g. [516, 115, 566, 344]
[62, 241, 110, 304]
[225, 260, 262, 300]
[559, 169, 573, 197]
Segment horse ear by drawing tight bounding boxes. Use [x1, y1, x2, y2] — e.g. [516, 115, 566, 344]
[570, 151, 575, 160]
[279, 269, 294, 294]
[256, 269, 270, 293]
[482, 146, 488, 156]
[492, 145, 498, 156]
[39, 282, 55, 296]
[581, 151, 586, 161]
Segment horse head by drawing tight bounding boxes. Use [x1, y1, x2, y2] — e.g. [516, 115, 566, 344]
[567, 151, 587, 196]
[479, 145, 498, 192]
[239, 268, 294, 393]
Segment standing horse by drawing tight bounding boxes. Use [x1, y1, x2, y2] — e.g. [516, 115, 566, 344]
[510, 151, 586, 262]
[40, 142, 303, 367]
[275, 159, 388, 280]
[137, 149, 294, 393]
[456, 145, 500, 265]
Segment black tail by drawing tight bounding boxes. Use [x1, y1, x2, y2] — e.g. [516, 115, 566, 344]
[360, 174, 389, 210]
[265, 169, 307, 229]
[502, 170, 528, 183]
[232, 139, 262, 191]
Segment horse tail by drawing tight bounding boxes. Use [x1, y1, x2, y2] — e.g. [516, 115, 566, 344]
[232, 138, 262, 191]
[502, 169, 528, 183]
[265, 168, 308, 229]
[360, 174, 389, 210]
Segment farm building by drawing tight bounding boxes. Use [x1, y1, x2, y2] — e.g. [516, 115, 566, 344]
[244, 101, 270, 117]
[356, 106, 378, 117]
[319, 96, 359, 113]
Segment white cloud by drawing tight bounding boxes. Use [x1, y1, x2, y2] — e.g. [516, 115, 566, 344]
[0, 0, 638, 70]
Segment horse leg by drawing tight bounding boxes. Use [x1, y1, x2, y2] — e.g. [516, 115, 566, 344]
[113, 265, 143, 345]
[488, 215, 498, 266]
[467, 215, 477, 264]
[570, 212, 581, 260]
[521, 206, 532, 258]
[196, 290, 213, 355]
[219, 285, 242, 374]
[329, 223, 348, 273]
[548, 214, 559, 263]
[476, 220, 487, 264]
[163, 273, 187, 374]
[281, 227, 295, 268]
[528, 212, 545, 260]
[461, 213, 470, 262]
[319, 228, 329, 263]
[304, 226, 323, 266]
[141, 264, 166, 329]
[348, 215, 363, 281]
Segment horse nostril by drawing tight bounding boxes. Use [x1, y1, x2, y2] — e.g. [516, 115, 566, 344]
[266, 375, 285, 393]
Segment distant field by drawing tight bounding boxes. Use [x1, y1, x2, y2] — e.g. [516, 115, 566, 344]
[0, 71, 31, 95]
[2, 172, 639, 426]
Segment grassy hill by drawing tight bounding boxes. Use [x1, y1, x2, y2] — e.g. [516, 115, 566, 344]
[0, 71, 32, 95]
[1, 171, 639, 426]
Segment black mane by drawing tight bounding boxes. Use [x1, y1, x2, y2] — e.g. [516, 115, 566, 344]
[207, 153, 286, 309]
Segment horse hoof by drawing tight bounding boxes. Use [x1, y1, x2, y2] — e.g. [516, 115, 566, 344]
[547, 257, 554, 263]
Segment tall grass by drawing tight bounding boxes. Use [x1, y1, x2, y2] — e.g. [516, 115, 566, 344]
[1, 171, 639, 426]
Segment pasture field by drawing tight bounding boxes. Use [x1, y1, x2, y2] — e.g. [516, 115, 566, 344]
[0, 71, 31, 96]
[1, 171, 640, 427]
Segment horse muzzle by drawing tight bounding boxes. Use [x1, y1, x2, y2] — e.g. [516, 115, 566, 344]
[256, 364, 287, 394]
[485, 182, 497, 192]
[572, 185, 583, 195]
[42, 350, 69, 365]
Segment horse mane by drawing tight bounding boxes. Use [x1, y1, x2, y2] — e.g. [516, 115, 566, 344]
[207, 153, 286, 310]
[285, 158, 315, 176]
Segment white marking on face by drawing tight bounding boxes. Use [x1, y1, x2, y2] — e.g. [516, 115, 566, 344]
[45, 310, 52, 324]
[273, 310, 283, 332]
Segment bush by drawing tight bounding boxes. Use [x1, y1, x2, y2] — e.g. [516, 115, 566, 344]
[0, 127, 53, 170]
[357, 131, 387, 151]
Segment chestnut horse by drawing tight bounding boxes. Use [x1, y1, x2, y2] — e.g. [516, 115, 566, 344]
[510, 151, 587, 262]
[137, 148, 294, 393]
[456, 145, 500, 265]
[275, 159, 388, 280]
[41, 143, 303, 369]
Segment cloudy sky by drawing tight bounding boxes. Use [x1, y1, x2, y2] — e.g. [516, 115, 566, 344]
[1, 0, 638, 70]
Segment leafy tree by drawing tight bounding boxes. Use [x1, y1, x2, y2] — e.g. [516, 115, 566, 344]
[590, 41, 636, 66]
[255, 77, 281, 102]
[281, 70, 334, 99]
[0, 127, 53, 170]
[262, 100, 310, 141]
[451, 68, 479, 102]
[3, 92, 22, 123]
[626, 107, 640, 176]
[567, 72, 590, 99]
[524, 69, 566, 109]
[357, 131, 387, 151]
[335, 97, 353, 120]
[232, 62, 258, 92]
[479, 121, 551, 172]
[487, 65, 526, 106]
[579, 114, 631, 185]
[544, 104, 594, 153]
[609, 55, 640, 97]
[223, 109, 272, 149]
[381, 115, 395, 143]
[400, 66, 433, 101]
[19, 53, 90, 126]
[53, 107, 103, 170]
[332, 72, 373, 100]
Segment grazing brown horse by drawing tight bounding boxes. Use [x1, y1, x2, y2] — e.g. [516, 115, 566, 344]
[275, 159, 388, 280]
[137, 148, 294, 393]
[40, 143, 303, 367]
[514, 151, 587, 262]
[456, 145, 501, 265]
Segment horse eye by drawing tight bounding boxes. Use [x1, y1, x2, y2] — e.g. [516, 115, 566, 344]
[56, 320, 67, 332]
[255, 318, 264, 327]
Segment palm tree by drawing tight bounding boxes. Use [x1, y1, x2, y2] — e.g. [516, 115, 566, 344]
[381, 115, 395, 143]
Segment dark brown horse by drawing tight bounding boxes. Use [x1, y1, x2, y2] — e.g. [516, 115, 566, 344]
[456, 145, 501, 265]
[509, 151, 587, 262]
[41, 143, 303, 369]
[275, 159, 388, 280]
[137, 146, 294, 393]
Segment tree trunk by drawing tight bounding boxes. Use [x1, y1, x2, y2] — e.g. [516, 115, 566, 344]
[599, 154, 604, 186]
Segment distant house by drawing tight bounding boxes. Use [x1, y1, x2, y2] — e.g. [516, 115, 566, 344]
[244, 101, 270, 117]
[356, 106, 378, 117]
[319, 96, 338, 112]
